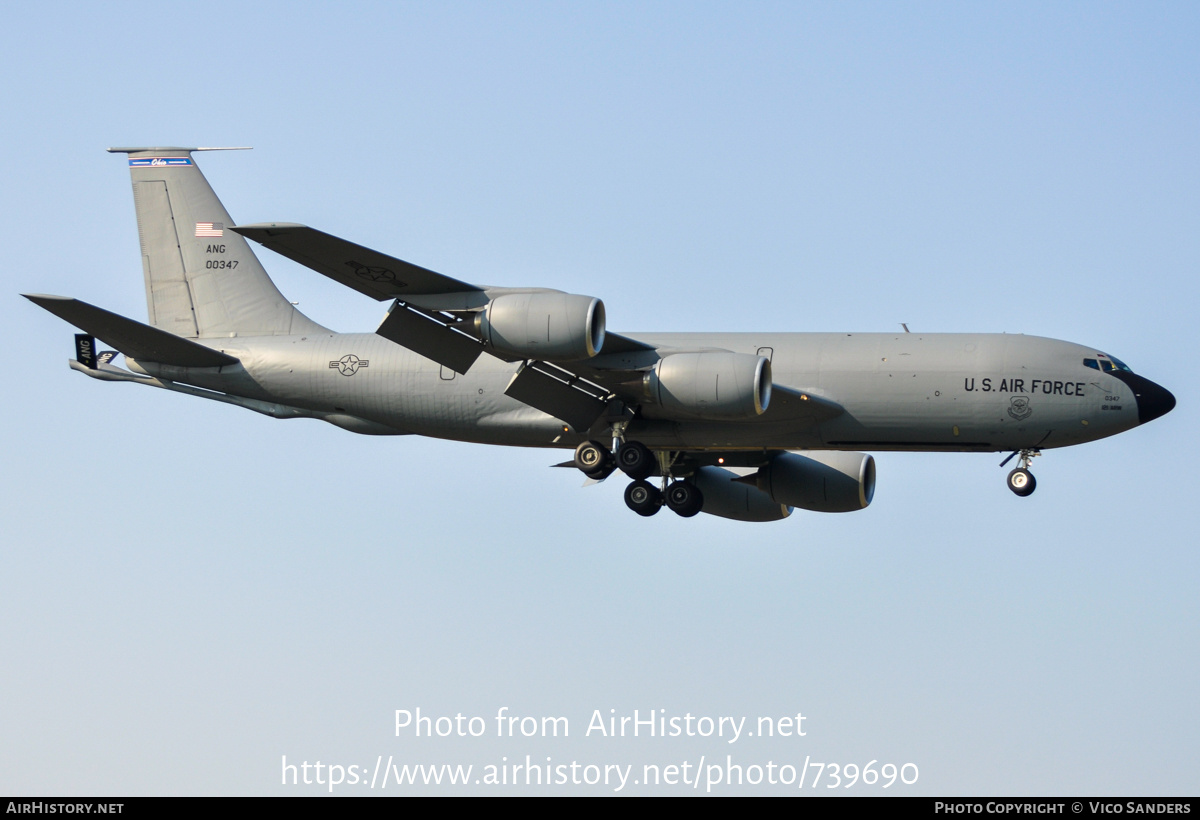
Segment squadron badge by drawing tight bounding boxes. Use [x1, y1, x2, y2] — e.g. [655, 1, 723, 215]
[1007, 396, 1033, 421]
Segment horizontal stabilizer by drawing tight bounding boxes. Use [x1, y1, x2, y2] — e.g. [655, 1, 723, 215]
[232, 223, 482, 302]
[24, 295, 239, 368]
[107, 146, 252, 153]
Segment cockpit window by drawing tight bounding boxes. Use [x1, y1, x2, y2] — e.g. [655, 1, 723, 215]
[1085, 355, 1133, 373]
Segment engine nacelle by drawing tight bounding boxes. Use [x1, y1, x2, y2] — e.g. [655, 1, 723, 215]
[476, 292, 605, 361]
[643, 351, 772, 420]
[754, 451, 875, 513]
[693, 466, 792, 522]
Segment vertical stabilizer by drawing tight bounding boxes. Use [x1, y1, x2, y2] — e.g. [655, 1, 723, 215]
[110, 147, 326, 338]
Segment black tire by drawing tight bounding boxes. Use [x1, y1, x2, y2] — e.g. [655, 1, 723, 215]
[574, 440, 610, 474]
[624, 480, 661, 516]
[664, 480, 704, 517]
[1007, 468, 1036, 497]
[585, 461, 616, 481]
[616, 440, 655, 480]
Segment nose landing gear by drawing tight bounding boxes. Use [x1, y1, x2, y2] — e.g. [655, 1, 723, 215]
[1001, 449, 1040, 497]
[1006, 467, 1036, 497]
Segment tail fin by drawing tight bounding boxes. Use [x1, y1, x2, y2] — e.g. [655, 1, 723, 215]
[110, 147, 326, 338]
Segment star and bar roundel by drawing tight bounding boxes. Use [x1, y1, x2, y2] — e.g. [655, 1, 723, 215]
[329, 354, 369, 376]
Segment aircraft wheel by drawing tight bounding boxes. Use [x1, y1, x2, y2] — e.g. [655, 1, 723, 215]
[1007, 468, 1036, 497]
[624, 480, 661, 516]
[616, 440, 654, 480]
[665, 480, 704, 517]
[574, 440, 610, 474]
[585, 461, 616, 481]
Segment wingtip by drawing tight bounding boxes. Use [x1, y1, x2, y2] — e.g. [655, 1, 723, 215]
[22, 293, 71, 304]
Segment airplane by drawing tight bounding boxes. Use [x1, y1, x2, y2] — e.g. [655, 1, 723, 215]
[24, 147, 1176, 522]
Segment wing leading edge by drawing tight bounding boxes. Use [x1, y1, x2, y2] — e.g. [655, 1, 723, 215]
[230, 223, 485, 305]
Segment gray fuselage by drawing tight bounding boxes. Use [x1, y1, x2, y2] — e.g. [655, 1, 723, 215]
[130, 330, 1144, 454]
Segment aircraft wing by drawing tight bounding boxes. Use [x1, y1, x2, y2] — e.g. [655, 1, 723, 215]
[236, 222, 654, 383]
[24, 294, 239, 368]
[758, 385, 844, 424]
[499, 361, 842, 434]
[232, 224, 834, 432]
[231, 223, 483, 302]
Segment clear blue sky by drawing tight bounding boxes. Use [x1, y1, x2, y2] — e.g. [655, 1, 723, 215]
[1, 1, 1196, 795]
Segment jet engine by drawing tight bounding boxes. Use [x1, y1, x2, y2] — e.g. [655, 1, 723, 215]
[693, 466, 792, 522]
[643, 351, 772, 420]
[475, 292, 605, 361]
[752, 451, 875, 513]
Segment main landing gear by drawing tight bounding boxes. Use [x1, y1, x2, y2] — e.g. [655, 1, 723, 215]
[1000, 448, 1040, 497]
[662, 479, 703, 517]
[575, 439, 703, 518]
[574, 440, 615, 480]
[624, 480, 661, 516]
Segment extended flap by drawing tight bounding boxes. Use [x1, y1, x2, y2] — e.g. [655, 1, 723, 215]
[375, 302, 484, 374]
[505, 361, 610, 432]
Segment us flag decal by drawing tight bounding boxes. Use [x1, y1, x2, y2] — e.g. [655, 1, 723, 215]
[195, 222, 224, 237]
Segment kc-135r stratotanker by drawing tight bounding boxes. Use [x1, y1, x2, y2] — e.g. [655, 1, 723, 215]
[25, 148, 1175, 522]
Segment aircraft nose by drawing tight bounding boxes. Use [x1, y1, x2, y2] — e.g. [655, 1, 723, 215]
[1136, 377, 1176, 424]
[1112, 371, 1176, 425]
